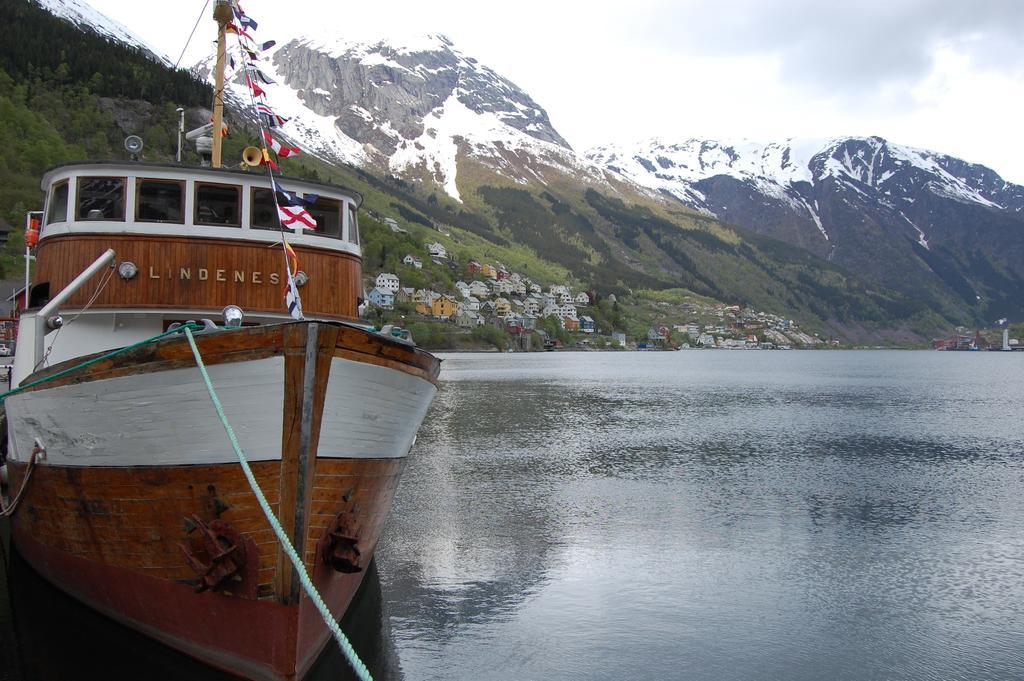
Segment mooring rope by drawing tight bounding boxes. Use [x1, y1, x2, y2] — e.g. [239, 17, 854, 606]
[0, 446, 38, 518]
[182, 326, 373, 681]
[0, 323, 204, 404]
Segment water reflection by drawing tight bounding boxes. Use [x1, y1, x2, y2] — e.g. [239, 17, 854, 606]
[378, 351, 1024, 681]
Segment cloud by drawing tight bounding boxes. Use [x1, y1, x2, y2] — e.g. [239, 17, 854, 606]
[631, 0, 1024, 96]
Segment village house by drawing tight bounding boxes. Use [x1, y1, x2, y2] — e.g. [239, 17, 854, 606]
[496, 279, 515, 295]
[494, 297, 512, 315]
[523, 299, 541, 315]
[480, 264, 498, 280]
[427, 242, 447, 258]
[479, 300, 497, 316]
[575, 292, 591, 305]
[469, 281, 490, 298]
[368, 287, 394, 309]
[456, 310, 483, 328]
[432, 295, 458, 320]
[580, 316, 595, 333]
[396, 287, 416, 304]
[563, 316, 580, 331]
[467, 261, 482, 274]
[522, 313, 538, 330]
[496, 267, 509, 280]
[414, 290, 439, 315]
[464, 296, 480, 312]
[375, 273, 400, 293]
[384, 217, 407, 234]
[402, 254, 423, 269]
[455, 281, 470, 297]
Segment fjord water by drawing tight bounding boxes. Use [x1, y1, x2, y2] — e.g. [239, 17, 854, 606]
[2, 350, 1022, 680]
[378, 350, 1024, 681]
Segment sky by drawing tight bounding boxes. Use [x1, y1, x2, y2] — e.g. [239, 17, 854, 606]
[89, 0, 1024, 183]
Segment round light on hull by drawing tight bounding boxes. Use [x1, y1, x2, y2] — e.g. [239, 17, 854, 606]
[118, 261, 138, 280]
[222, 305, 244, 328]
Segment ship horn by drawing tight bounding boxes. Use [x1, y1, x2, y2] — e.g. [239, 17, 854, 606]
[241, 146, 263, 167]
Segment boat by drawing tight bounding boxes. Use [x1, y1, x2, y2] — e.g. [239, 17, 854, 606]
[0, 3, 439, 679]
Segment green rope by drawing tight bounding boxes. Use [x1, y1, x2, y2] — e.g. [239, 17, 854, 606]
[182, 327, 374, 681]
[0, 323, 204, 404]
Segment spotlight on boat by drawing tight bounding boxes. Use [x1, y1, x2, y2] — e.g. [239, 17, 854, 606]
[294, 271, 309, 288]
[46, 315, 64, 330]
[222, 305, 244, 328]
[118, 261, 138, 280]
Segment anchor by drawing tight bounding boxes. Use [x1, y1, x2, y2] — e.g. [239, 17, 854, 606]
[322, 510, 362, 574]
[178, 514, 256, 595]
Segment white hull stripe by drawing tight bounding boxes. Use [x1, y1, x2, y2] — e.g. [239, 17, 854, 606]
[5, 355, 436, 467]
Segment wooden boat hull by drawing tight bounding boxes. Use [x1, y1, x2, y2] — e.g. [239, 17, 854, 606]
[3, 321, 439, 680]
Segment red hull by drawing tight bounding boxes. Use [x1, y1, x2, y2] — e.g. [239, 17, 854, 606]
[2, 322, 439, 679]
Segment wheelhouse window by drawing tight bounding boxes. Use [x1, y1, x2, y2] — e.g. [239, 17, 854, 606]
[136, 179, 184, 223]
[348, 204, 359, 244]
[250, 187, 279, 230]
[306, 196, 341, 238]
[46, 181, 69, 224]
[77, 177, 125, 221]
[195, 182, 240, 227]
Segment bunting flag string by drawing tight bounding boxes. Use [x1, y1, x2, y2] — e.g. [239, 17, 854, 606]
[263, 130, 300, 159]
[246, 65, 276, 85]
[225, 23, 253, 40]
[225, 5, 309, 320]
[273, 179, 318, 207]
[246, 74, 265, 98]
[256, 103, 288, 128]
[278, 205, 318, 230]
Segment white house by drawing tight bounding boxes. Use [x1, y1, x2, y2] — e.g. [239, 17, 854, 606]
[427, 242, 447, 258]
[469, 281, 490, 298]
[402, 254, 423, 269]
[575, 292, 590, 305]
[375, 273, 400, 293]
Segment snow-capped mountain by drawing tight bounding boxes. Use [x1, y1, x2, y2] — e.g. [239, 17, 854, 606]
[588, 136, 1024, 320]
[30, 0, 1024, 325]
[33, 0, 168, 63]
[204, 33, 607, 201]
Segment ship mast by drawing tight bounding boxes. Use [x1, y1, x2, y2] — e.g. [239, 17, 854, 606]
[210, 0, 234, 168]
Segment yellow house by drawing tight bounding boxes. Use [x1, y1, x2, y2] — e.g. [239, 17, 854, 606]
[494, 297, 511, 315]
[481, 264, 498, 280]
[415, 300, 432, 315]
[432, 295, 458, 319]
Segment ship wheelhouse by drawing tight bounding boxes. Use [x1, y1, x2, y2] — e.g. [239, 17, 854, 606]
[14, 161, 364, 384]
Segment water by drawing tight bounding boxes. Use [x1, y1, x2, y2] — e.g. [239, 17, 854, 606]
[3, 350, 1024, 680]
[378, 350, 1024, 681]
